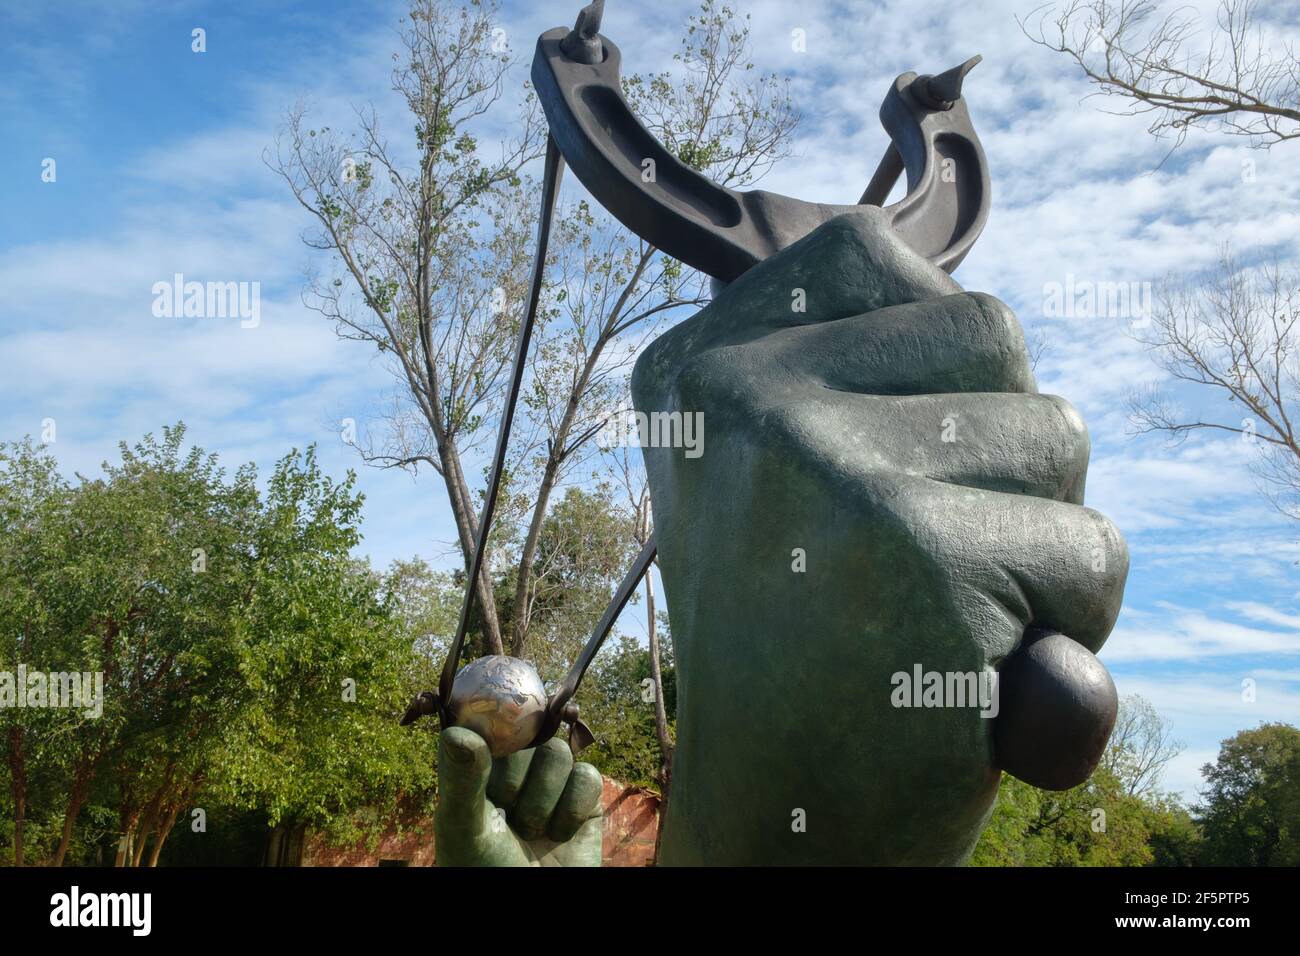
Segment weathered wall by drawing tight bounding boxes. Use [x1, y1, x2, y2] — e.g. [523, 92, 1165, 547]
[598, 777, 660, 866]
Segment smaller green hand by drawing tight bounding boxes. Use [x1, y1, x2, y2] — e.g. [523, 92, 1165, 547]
[433, 726, 605, 866]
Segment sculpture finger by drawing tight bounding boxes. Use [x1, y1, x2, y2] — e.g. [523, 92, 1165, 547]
[896, 392, 1088, 503]
[487, 746, 535, 810]
[546, 762, 605, 843]
[773, 292, 1034, 396]
[435, 726, 493, 838]
[794, 392, 1089, 505]
[637, 210, 961, 383]
[897, 476, 1129, 656]
[508, 737, 574, 840]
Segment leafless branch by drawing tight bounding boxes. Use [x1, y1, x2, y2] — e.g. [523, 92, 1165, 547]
[1129, 251, 1300, 516]
[1022, 0, 1300, 150]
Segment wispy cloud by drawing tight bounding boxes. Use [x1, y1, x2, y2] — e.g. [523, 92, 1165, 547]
[1109, 608, 1300, 663]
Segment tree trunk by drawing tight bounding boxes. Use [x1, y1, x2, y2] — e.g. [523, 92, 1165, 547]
[114, 802, 141, 867]
[52, 764, 96, 867]
[440, 439, 505, 655]
[7, 727, 26, 867]
[644, 568, 674, 862]
[509, 450, 564, 656]
[645, 570, 673, 784]
[147, 804, 182, 868]
[509, 351, 607, 656]
[264, 825, 284, 867]
[131, 769, 172, 867]
[131, 826, 152, 868]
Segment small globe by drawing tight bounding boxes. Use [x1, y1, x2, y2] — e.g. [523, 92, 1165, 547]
[447, 655, 549, 757]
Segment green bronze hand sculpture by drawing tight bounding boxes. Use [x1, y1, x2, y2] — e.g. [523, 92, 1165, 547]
[632, 209, 1128, 865]
[434, 209, 1127, 865]
[427, 4, 1126, 866]
[433, 727, 604, 866]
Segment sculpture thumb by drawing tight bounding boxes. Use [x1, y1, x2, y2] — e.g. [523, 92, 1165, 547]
[994, 629, 1119, 791]
[436, 726, 493, 832]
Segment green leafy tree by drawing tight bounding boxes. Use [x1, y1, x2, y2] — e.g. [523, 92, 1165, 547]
[177, 448, 439, 854]
[1197, 722, 1300, 866]
[576, 633, 676, 791]
[1, 426, 437, 865]
[971, 694, 1191, 866]
[970, 767, 1159, 867]
[0, 438, 74, 866]
[1143, 794, 1202, 866]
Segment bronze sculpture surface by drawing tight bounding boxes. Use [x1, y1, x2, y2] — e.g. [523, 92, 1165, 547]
[418, 1, 1127, 866]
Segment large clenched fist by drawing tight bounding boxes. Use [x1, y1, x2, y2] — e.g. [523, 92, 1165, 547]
[632, 208, 1128, 865]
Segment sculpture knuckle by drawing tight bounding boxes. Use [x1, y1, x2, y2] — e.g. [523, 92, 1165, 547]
[1086, 507, 1129, 577]
[1043, 394, 1091, 469]
[965, 292, 1030, 384]
[540, 736, 570, 756]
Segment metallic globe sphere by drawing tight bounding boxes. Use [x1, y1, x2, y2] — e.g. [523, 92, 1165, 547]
[446, 655, 549, 757]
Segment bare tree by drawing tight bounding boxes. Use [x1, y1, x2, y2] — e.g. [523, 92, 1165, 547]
[501, 2, 798, 658]
[502, 204, 700, 658]
[1129, 253, 1300, 515]
[269, 0, 546, 653]
[1022, 0, 1300, 150]
[1021, 4, 1300, 513]
[1102, 694, 1184, 797]
[271, 0, 798, 660]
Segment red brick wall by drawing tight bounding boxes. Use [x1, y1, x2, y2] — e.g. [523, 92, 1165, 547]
[599, 778, 660, 866]
[302, 823, 436, 867]
[299, 776, 661, 866]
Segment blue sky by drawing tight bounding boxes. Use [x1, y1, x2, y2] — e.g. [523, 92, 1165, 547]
[3, 0, 1300, 802]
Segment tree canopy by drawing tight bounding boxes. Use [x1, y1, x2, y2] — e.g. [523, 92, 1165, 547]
[1196, 722, 1300, 866]
[0, 426, 435, 865]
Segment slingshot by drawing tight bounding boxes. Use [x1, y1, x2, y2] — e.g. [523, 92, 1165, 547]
[403, 0, 996, 757]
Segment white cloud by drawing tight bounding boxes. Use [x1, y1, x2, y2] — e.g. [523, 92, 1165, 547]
[1228, 602, 1300, 631]
[1107, 605, 1300, 662]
